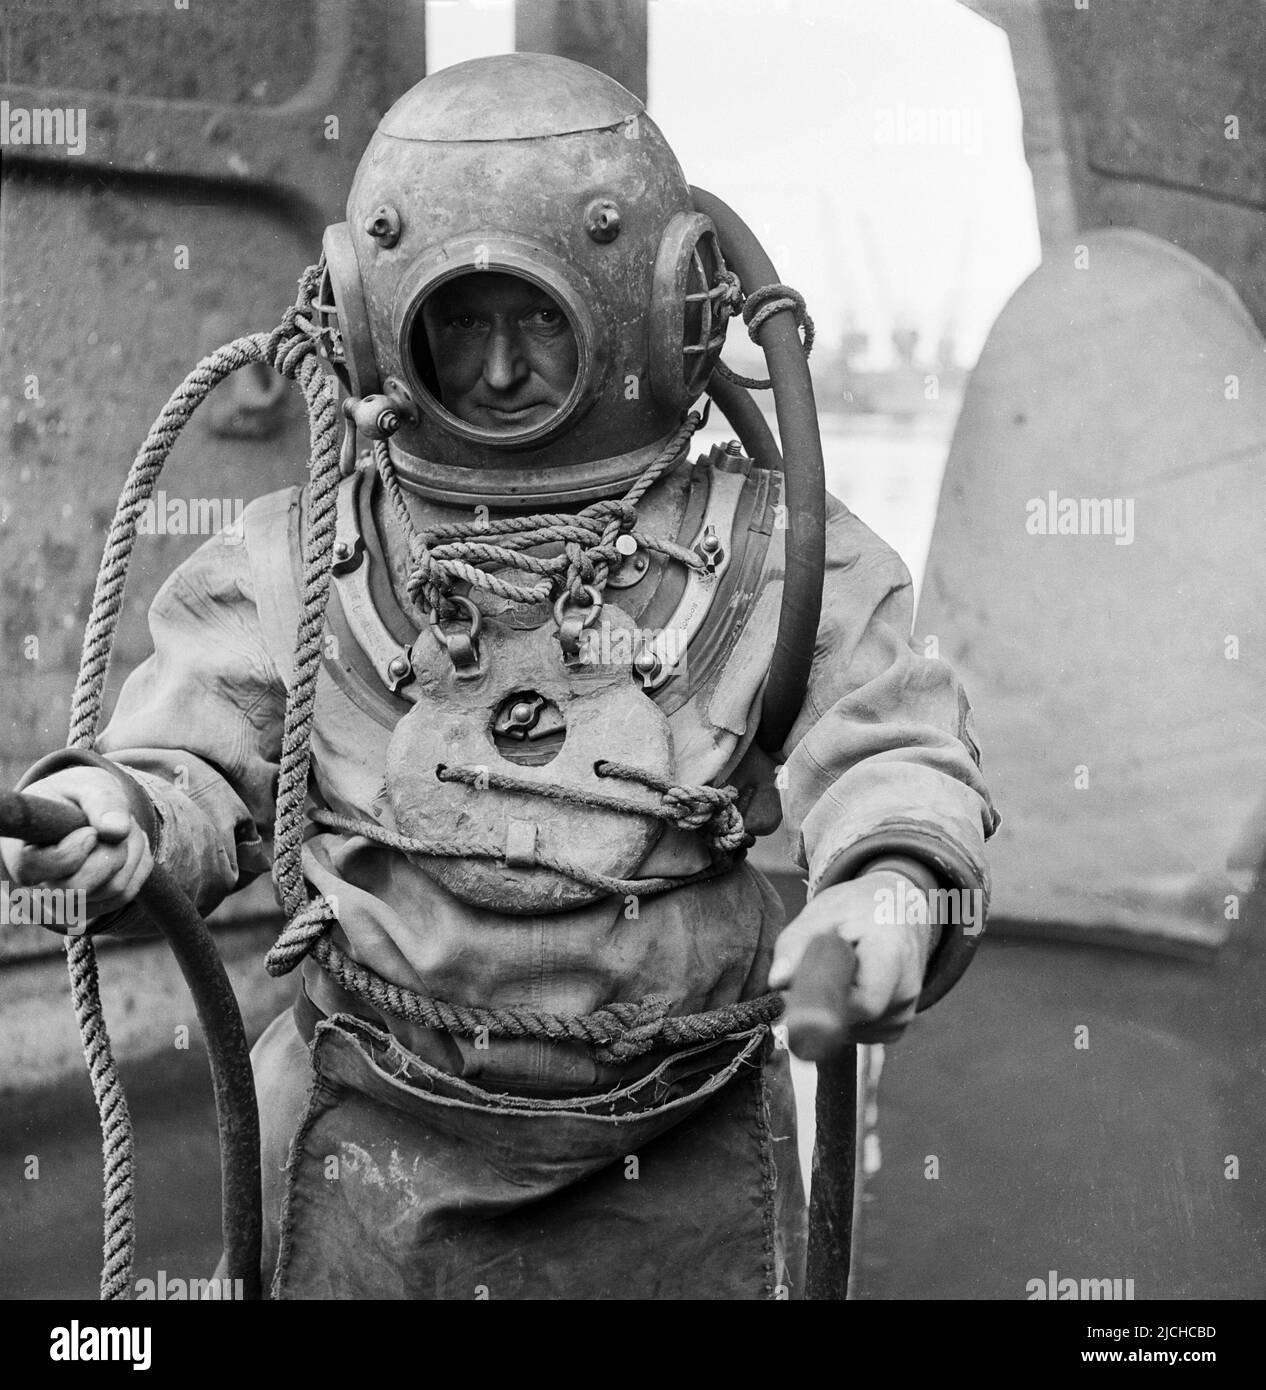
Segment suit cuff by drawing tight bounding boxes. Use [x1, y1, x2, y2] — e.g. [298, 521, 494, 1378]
[808, 819, 989, 1011]
[17, 748, 161, 936]
[19, 748, 160, 850]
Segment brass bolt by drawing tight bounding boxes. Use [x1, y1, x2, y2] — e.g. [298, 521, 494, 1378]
[585, 197, 622, 244]
[364, 203, 402, 249]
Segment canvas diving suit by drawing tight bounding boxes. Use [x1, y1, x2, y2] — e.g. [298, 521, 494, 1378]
[19, 439, 999, 1298]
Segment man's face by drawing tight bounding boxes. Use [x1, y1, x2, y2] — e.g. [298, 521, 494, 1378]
[420, 273, 578, 432]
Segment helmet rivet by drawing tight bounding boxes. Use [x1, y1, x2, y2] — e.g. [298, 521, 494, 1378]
[584, 198, 622, 244]
[333, 539, 351, 560]
[388, 654, 411, 679]
[511, 701, 533, 724]
[364, 203, 402, 249]
[615, 534, 638, 557]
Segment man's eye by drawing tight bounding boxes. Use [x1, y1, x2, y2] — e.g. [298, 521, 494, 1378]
[526, 307, 565, 332]
[445, 313, 482, 331]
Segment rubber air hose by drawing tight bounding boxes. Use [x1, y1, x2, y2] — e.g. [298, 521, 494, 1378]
[709, 373, 783, 474]
[0, 789, 263, 1300]
[691, 187, 827, 756]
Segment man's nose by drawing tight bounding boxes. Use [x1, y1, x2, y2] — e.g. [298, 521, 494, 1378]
[481, 325, 528, 391]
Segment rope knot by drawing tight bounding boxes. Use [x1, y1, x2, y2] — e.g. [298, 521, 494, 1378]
[594, 760, 749, 855]
[665, 784, 749, 853]
[705, 802, 750, 855]
[661, 780, 732, 829]
[715, 268, 745, 317]
[592, 994, 673, 1064]
[266, 894, 339, 977]
[261, 260, 326, 379]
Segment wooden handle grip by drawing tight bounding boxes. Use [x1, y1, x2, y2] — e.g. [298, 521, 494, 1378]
[785, 933, 858, 1062]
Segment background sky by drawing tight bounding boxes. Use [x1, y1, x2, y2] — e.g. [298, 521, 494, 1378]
[425, 0, 1043, 369]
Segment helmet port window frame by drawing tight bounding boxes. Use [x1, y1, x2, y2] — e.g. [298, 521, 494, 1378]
[394, 241, 601, 451]
[649, 212, 734, 410]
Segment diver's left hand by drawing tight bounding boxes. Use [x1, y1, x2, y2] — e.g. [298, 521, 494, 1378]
[767, 871, 936, 1045]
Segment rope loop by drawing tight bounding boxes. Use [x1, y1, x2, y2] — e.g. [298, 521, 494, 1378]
[743, 282, 815, 355]
[711, 280, 814, 391]
[64, 257, 334, 1300]
[265, 894, 339, 977]
[310, 935, 781, 1066]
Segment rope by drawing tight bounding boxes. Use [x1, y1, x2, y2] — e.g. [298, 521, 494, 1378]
[308, 934, 783, 1065]
[265, 312, 342, 934]
[375, 410, 706, 619]
[64, 261, 333, 1299]
[711, 281, 815, 391]
[595, 759, 748, 853]
[65, 936, 134, 1299]
[437, 760, 748, 852]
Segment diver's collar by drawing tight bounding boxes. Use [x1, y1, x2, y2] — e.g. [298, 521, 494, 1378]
[385, 426, 688, 510]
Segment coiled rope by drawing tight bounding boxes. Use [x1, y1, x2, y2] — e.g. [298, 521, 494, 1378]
[711, 275, 815, 392]
[64, 262, 333, 1299]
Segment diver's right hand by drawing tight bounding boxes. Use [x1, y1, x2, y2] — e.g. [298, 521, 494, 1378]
[0, 768, 153, 918]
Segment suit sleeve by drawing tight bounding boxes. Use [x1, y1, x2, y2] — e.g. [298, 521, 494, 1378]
[777, 493, 1001, 1007]
[22, 529, 288, 926]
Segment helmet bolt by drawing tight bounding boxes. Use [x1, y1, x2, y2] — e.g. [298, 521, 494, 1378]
[351, 395, 401, 439]
[511, 702, 533, 725]
[615, 534, 638, 557]
[388, 654, 411, 679]
[584, 198, 622, 244]
[333, 539, 351, 560]
[364, 203, 402, 249]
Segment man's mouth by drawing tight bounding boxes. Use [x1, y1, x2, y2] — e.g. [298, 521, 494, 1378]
[477, 401, 553, 426]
